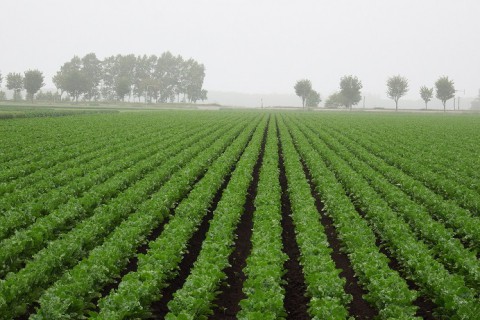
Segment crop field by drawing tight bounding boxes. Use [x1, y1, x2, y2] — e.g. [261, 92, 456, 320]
[0, 110, 479, 320]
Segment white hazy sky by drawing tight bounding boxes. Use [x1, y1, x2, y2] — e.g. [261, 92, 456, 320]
[1, 0, 479, 99]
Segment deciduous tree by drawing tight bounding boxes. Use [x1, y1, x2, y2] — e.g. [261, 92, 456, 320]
[339, 75, 362, 110]
[420, 86, 434, 109]
[324, 92, 346, 108]
[294, 79, 312, 108]
[81, 53, 102, 100]
[435, 76, 455, 111]
[24, 69, 45, 102]
[306, 89, 321, 107]
[6, 72, 24, 101]
[386, 75, 408, 111]
[114, 76, 131, 101]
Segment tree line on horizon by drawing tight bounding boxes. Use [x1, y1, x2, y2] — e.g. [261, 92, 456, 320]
[0, 52, 207, 104]
[295, 75, 460, 111]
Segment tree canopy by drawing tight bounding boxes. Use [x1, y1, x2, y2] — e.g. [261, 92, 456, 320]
[51, 52, 207, 103]
[386, 75, 408, 110]
[340, 75, 362, 109]
[324, 92, 346, 108]
[420, 86, 434, 109]
[306, 89, 321, 107]
[24, 70, 45, 102]
[6, 73, 24, 100]
[294, 79, 312, 108]
[435, 76, 455, 111]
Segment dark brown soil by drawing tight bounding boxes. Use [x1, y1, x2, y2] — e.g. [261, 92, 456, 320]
[209, 123, 268, 319]
[91, 167, 210, 310]
[91, 207, 173, 310]
[277, 133, 310, 320]
[150, 170, 234, 318]
[300, 160, 378, 320]
[354, 204, 438, 320]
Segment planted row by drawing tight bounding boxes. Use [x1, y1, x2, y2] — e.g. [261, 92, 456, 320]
[93, 116, 260, 319]
[283, 115, 419, 319]
[31, 116, 261, 320]
[0, 121, 227, 277]
[277, 117, 351, 318]
[0, 121, 166, 199]
[340, 124, 480, 215]
[293, 117, 480, 319]
[305, 120, 480, 289]
[316, 119, 480, 250]
[0, 120, 246, 319]
[237, 117, 287, 319]
[165, 117, 267, 319]
[0, 126, 192, 240]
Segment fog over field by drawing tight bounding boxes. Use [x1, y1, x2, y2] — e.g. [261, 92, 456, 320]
[1, 0, 479, 107]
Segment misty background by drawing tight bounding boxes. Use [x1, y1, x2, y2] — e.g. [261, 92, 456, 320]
[1, 0, 479, 108]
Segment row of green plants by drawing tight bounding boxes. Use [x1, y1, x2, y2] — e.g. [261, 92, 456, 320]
[31, 116, 261, 319]
[237, 118, 287, 319]
[339, 123, 480, 215]
[92, 117, 260, 319]
[0, 111, 224, 169]
[0, 116, 251, 319]
[277, 117, 352, 318]
[363, 126, 480, 194]
[320, 120, 480, 249]
[0, 120, 170, 198]
[283, 116, 419, 319]
[354, 116, 480, 183]
[293, 118, 480, 319]
[0, 121, 229, 277]
[298, 118, 480, 291]
[164, 117, 267, 319]
[0, 109, 118, 120]
[0, 126, 191, 240]
[0, 112, 241, 198]
[0, 121, 125, 183]
[0, 116, 112, 166]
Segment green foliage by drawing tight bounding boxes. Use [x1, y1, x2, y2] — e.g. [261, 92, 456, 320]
[306, 89, 321, 107]
[324, 92, 346, 108]
[24, 69, 45, 102]
[386, 75, 408, 110]
[294, 79, 312, 108]
[435, 76, 455, 110]
[114, 76, 131, 101]
[278, 116, 351, 318]
[6, 72, 24, 98]
[55, 52, 208, 103]
[339, 75, 362, 109]
[94, 117, 257, 319]
[0, 91, 6, 101]
[420, 86, 434, 109]
[285, 116, 419, 319]
[238, 118, 287, 319]
[35, 90, 61, 102]
[166, 118, 266, 319]
[1, 111, 480, 319]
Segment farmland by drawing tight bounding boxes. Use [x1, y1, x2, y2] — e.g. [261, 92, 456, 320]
[0, 110, 479, 320]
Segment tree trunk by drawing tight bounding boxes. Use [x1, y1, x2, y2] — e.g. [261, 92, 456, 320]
[443, 101, 446, 112]
[425, 101, 428, 110]
[395, 99, 398, 111]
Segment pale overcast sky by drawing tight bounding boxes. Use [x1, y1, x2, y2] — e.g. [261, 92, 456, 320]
[1, 0, 479, 99]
